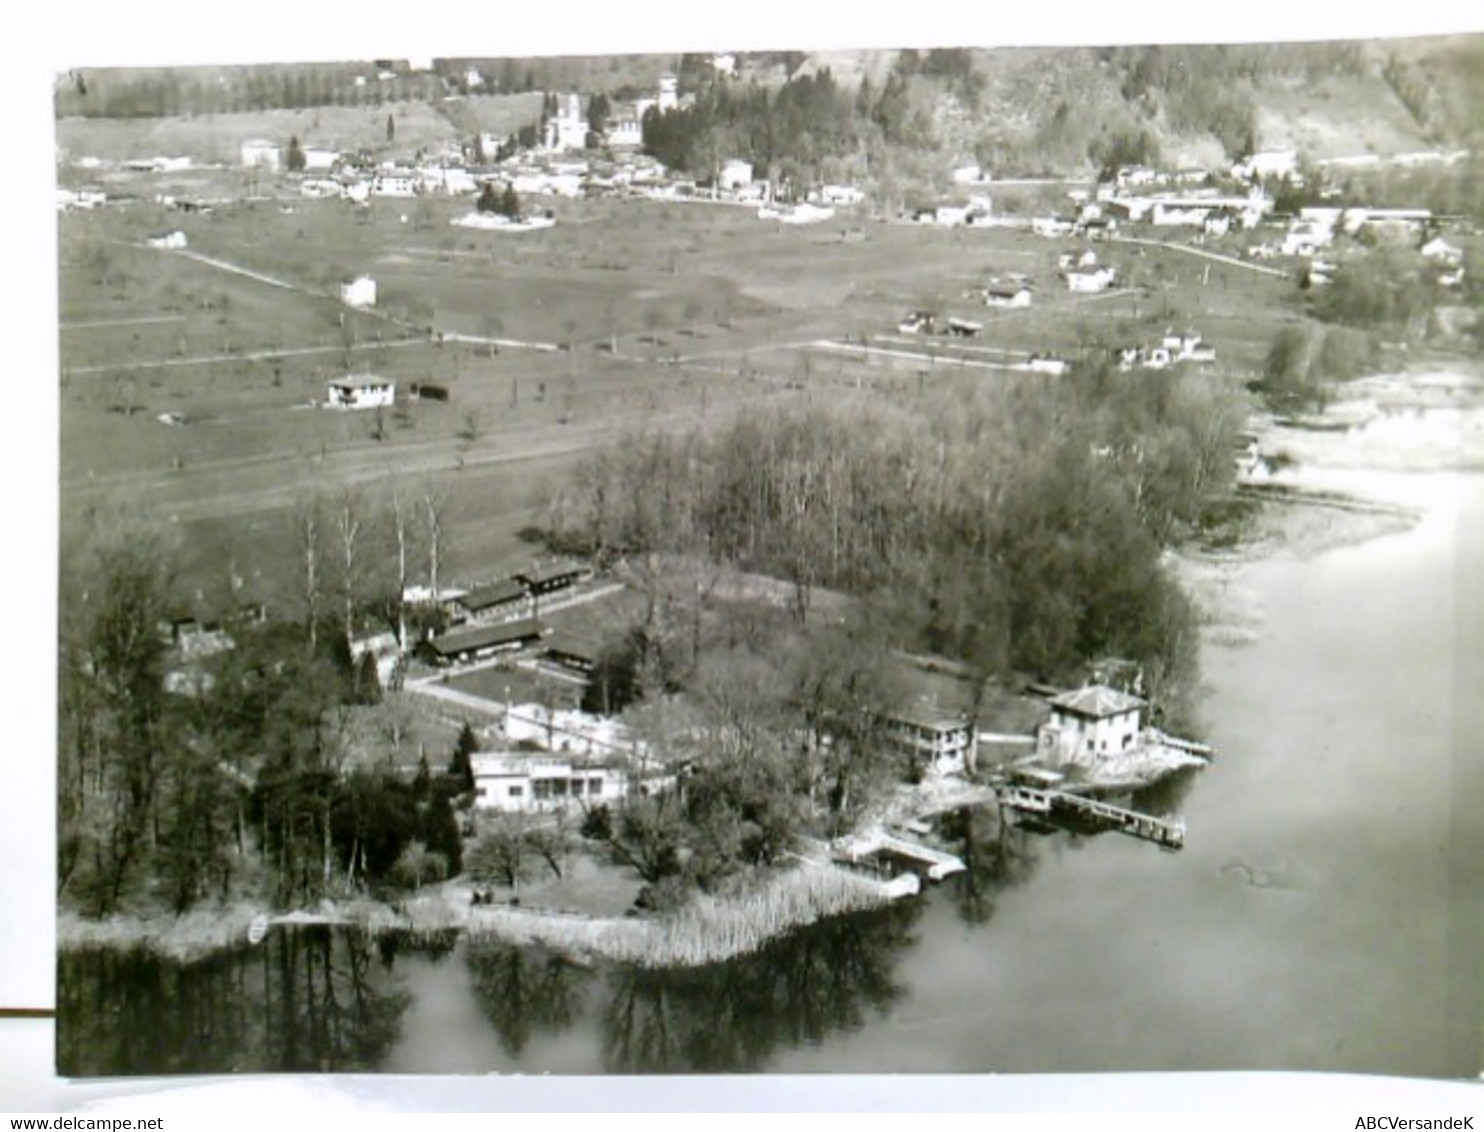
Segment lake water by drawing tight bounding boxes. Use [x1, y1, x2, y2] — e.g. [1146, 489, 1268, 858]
[57, 436, 1484, 1079]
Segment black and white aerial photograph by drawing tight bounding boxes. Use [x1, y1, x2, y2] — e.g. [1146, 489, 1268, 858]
[35, 5, 1484, 1097]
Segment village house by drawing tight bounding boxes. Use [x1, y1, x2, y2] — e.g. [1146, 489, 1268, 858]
[1035, 685, 1145, 768]
[240, 139, 281, 171]
[146, 231, 187, 250]
[1066, 266, 1116, 293]
[339, 275, 376, 309]
[544, 92, 588, 153]
[813, 184, 864, 206]
[421, 618, 546, 666]
[1341, 208, 1432, 240]
[325, 375, 395, 410]
[1231, 149, 1298, 183]
[372, 171, 417, 198]
[1152, 201, 1211, 227]
[983, 281, 1033, 309]
[718, 158, 753, 191]
[1161, 331, 1216, 363]
[606, 108, 644, 148]
[300, 178, 343, 199]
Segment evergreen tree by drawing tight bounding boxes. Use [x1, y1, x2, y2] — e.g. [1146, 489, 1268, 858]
[498, 183, 522, 219]
[286, 135, 306, 172]
[448, 721, 478, 792]
[386, 113, 395, 143]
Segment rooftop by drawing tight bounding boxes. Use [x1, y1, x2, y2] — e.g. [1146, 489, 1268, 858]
[1049, 685, 1146, 719]
[516, 560, 589, 585]
[886, 700, 971, 733]
[329, 373, 392, 390]
[427, 618, 544, 656]
[457, 578, 529, 610]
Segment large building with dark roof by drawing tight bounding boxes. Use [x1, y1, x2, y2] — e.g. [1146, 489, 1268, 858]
[421, 618, 545, 664]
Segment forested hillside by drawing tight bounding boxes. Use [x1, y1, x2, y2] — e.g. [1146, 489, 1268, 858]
[57, 37, 1484, 179]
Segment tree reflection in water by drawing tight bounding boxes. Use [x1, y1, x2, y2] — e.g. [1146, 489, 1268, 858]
[464, 938, 590, 1059]
[57, 926, 411, 1076]
[600, 899, 923, 1073]
[937, 805, 1043, 927]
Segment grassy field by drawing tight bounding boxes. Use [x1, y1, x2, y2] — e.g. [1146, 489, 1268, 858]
[59, 177, 1302, 619]
[55, 97, 541, 164]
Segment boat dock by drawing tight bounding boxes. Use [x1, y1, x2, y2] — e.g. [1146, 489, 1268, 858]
[997, 785, 1186, 849]
[831, 830, 966, 881]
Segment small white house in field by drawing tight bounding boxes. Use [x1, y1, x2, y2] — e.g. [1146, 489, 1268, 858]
[325, 375, 395, 410]
[303, 148, 339, 171]
[983, 282, 1033, 308]
[146, 231, 188, 250]
[240, 139, 281, 171]
[340, 275, 377, 309]
[1067, 266, 1116, 293]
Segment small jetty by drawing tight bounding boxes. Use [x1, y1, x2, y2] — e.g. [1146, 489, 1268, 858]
[831, 830, 967, 881]
[245, 909, 358, 944]
[997, 784, 1186, 850]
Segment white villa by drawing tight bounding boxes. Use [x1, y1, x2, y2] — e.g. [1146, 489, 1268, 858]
[471, 753, 630, 812]
[1036, 685, 1145, 768]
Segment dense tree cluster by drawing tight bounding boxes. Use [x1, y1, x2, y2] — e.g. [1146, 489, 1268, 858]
[58, 516, 465, 917]
[546, 366, 1239, 696]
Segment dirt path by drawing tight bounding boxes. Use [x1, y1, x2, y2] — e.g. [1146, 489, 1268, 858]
[1108, 235, 1290, 279]
[64, 336, 428, 376]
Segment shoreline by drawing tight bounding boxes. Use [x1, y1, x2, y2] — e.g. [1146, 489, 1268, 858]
[56, 858, 907, 969]
[59, 370, 1477, 970]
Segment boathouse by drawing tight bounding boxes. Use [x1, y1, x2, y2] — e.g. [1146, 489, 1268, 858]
[1036, 684, 1145, 767]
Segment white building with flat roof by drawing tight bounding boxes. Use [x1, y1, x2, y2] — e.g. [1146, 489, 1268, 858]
[325, 375, 394, 410]
[471, 752, 635, 812]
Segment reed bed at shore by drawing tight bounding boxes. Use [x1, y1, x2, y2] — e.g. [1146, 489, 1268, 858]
[58, 863, 898, 968]
[57, 904, 262, 963]
[465, 863, 896, 968]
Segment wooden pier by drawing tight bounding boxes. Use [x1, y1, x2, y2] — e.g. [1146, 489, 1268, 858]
[997, 785, 1186, 849]
[831, 830, 967, 881]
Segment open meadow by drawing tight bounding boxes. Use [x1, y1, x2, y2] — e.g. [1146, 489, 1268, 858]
[59, 177, 1299, 616]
